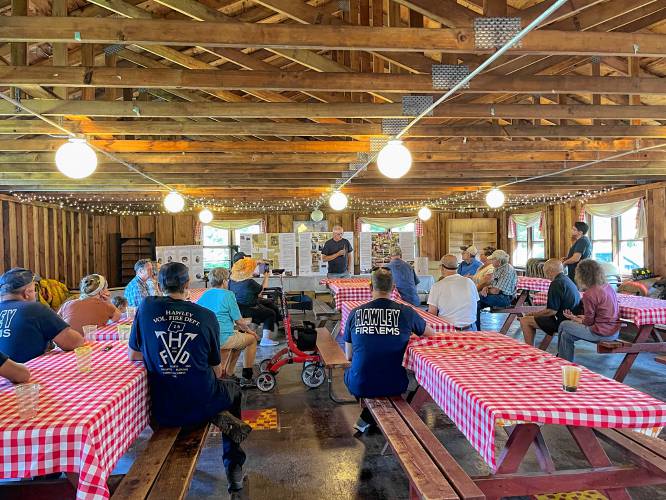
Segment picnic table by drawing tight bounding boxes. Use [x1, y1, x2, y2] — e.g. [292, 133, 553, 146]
[493, 276, 552, 335]
[403, 332, 666, 498]
[323, 278, 401, 309]
[340, 299, 455, 337]
[0, 341, 149, 500]
[532, 290, 666, 381]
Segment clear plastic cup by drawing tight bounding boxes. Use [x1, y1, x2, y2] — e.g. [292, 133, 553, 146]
[562, 365, 582, 392]
[15, 383, 40, 420]
[75, 345, 93, 373]
[126, 307, 137, 320]
[82, 325, 97, 342]
[117, 324, 132, 343]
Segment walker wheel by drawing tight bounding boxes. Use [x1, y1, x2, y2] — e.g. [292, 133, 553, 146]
[256, 372, 276, 392]
[259, 358, 272, 373]
[301, 363, 325, 388]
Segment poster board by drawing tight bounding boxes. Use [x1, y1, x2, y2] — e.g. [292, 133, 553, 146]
[298, 231, 354, 276]
[248, 233, 297, 275]
[359, 231, 416, 272]
[156, 245, 204, 283]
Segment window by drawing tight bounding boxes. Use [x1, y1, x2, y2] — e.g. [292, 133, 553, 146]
[512, 224, 545, 267]
[203, 224, 262, 269]
[361, 222, 415, 232]
[590, 207, 644, 274]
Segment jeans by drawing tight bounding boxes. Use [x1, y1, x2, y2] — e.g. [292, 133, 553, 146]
[476, 293, 512, 330]
[328, 272, 351, 278]
[557, 320, 620, 362]
[212, 378, 247, 471]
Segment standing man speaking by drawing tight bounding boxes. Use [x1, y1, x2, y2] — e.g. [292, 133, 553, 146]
[322, 225, 354, 278]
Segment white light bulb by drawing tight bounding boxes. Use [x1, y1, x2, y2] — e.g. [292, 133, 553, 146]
[164, 191, 185, 213]
[329, 191, 348, 211]
[198, 208, 213, 224]
[377, 140, 412, 179]
[55, 138, 97, 179]
[310, 209, 324, 222]
[418, 206, 432, 221]
[486, 188, 505, 208]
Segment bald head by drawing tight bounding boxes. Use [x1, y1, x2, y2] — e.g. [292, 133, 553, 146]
[543, 258, 564, 278]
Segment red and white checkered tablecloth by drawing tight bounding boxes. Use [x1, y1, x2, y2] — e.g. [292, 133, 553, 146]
[517, 276, 551, 293]
[327, 281, 400, 309]
[94, 318, 133, 342]
[188, 288, 207, 302]
[403, 332, 666, 471]
[319, 278, 369, 286]
[531, 291, 666, 328]
[0, 342, 149, 500]
[340, 300, 455, 337]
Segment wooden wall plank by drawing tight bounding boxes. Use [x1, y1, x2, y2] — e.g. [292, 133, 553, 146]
[155, 215, 174, 246]
[121, 216, 139, 238]
[0, 202, 4, 270]
[173, 215, 194, 245]
[7, 201, 17, 268]
[137, 215, 155, 237]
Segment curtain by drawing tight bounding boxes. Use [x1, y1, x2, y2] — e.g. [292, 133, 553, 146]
[508, 211, 543, 239]
[357, 216, 417, 230]
[207, 218, 265, 231]
[584, 197, 646, 238]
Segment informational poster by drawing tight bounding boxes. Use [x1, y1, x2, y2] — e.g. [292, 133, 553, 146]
[245, 233, 297, 275]
[238, 234, 253, 255]
[156, 245, 204, 283]
[293, 220, 329, 237]
[298, 231, 354, 276]
[359, 231, 417, 271]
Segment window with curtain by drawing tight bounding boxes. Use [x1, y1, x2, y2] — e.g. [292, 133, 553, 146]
[590, 207, 644, 274]
[361, 222, 415, 232]
[512, 224, 545, 267]
[203, 224, 262, 269]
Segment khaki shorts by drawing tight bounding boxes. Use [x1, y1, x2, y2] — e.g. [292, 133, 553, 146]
[221, 331, 256, 350]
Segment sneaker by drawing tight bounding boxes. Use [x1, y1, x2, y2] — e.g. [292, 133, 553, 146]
[259, 338, 280, 347]
[240, 377, 256, 389]
[212, 411, 252, 445]
[353, 418, 371, 434]
[226, 464, 245, 493]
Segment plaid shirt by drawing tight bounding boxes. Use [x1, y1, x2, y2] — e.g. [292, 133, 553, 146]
[124, 275, 151, 307]
[491, 263, 517, 296]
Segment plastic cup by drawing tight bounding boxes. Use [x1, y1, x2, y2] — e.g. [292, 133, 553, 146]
[82, 325, 97, 342]
[562, 365, 582, 392]
[117, 324, 132, 343]
[75, 345, 93, 373]
[126, 306, 137, 319]
[15, 383, 40, 420]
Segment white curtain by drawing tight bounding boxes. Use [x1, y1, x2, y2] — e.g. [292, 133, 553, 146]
[510, 211, 542, 228]
[358, 216, 416, 230]
[207, 218, 264, 230]
[584, 197, 647, 238]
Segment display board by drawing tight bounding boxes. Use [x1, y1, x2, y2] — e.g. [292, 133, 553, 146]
[298, 231, 354, 276]
[156, 245, 204, 282]
[236, 233, 297, 275]
[359, 231, 416, 272]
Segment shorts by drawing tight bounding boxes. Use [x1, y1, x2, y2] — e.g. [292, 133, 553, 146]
[221, 331, 256, 351]
[534, 315, 561, 336]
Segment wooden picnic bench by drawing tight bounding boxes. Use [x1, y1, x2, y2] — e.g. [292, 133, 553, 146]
[312, 298, 341, 332]
[111, 423, 209, 500]
[315, 328, 353, 404]
[656, 355, 666, 365]
[364, 396, 485, 500]
[491, 305, 544, 335]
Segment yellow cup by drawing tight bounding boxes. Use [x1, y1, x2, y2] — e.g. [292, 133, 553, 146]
[562, 365, 582, 392]
[117, 324, 132, 343]
[75, 345, 93, 373]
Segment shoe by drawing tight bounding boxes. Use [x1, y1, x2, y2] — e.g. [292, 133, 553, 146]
[212, 411, 252, 445]
[259, 338, 280, 347]
[353, 418, 371, 434]
[240, 377, 256, 389]
[226, 464, 245, 493]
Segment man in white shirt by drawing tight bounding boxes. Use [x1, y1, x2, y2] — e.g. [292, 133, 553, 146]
[427, 254, 479, 330]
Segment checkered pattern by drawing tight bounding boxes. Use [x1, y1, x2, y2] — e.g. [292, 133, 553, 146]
[242, 408, 279, 430]
[340, 300, 455, 337]
[94, 318, 133, 341]
[188, 288, 206, 302]
[0, 342, 149, 500]
[325, 279, 401, 309]
[531, 291, 666, 328]
[517, 276, 552, 293]
[403, 332, 666, 471]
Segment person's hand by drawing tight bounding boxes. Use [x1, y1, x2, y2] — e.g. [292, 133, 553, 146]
[480, 287, 488, 297]
[100, 289, 111, 302]
[337, 249, 345, 257]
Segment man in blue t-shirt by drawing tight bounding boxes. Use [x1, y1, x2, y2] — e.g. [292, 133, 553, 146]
[344, 268, 433, 433]
[457, 245, 483, 277]
[0, 268, 83, 363]
[322, 225, 354, 277]
[384, 246, 420, 306]
[128, 262, 252, 493]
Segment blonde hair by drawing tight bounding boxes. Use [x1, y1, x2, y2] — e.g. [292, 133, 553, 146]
[209, 267, 230, 287]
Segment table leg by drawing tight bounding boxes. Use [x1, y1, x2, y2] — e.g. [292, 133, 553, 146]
[568, 426, 631, 500]
[613, 324, 654, 382]
[499, 290, 528, 335]
[495, 424, 540, 474]
[407, 386, 432, 412]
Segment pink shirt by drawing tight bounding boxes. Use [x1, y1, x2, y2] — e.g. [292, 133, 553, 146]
[58, 297, 118, 334]
[582, 284, 621, 336]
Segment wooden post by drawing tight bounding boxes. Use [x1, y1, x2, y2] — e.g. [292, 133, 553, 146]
[483, 0, 507, 17]
[105, 52, 120, 102]
[52, 0, 68, 100]
[591, 58, 601, 126]
[372, 0, 384, 101]
[81, 44, 96, 101]
[629, 57, 641, 126]
[10, 0, 27, 101]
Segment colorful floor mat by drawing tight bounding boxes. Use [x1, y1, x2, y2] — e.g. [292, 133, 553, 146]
[534, 491, 607, 500]
[241, 408, 279, 430]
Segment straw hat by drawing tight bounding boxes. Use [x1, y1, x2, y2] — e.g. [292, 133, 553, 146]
[231, 257, 257, 281]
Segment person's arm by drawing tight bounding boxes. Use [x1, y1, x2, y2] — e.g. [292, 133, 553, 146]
[562, 252, 582, 265]
[212, 363, 224, 379]
[128, 347, 144, 361]
[0, 358, 30, 384]
[427, 304, 439, 316]
[347, 251, 353, 274]
[345, 342, 352, 361]
[53, 327, 85, 351]
[321, 240, 343, 262]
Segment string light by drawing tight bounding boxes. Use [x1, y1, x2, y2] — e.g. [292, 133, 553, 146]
[417, 206, 432, 221]
[198, 208, 214, 224]
[377, 140, 412, 179]
[329, 191, 348, 211]
[485, 188, 505, 208]
[163, 192, 185, 213]
[55, 138, 97, 179]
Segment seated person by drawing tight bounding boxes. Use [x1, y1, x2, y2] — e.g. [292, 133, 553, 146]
[112, 295, 128, 316]
[0, 351, 30, 383]
[557, 259, 621, 362]
[427, 254, 479, 330]
[229, 257, 281, 347]
[128, 262, 252, 493]
[124, 259, 156, 307]
[0, 268, 84, 363]
[198, 267, 259, 388]
[458, 245, 482, 277]
[476, 250, 517, 330]
[59, 274, 121, 333]
[384, 246, 420, 306]
[519, 259, 580, 346]
[344, 268, 434, 433]
[472, 246, 496, 290]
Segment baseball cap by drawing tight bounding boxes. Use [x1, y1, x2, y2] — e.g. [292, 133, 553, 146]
[460, 245, 478, 256]
[158, 262, 190, 289]
[0, 268, 35, 293]
[489, 249, 509, 261]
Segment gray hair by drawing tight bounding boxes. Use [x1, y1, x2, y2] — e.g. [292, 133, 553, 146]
[575, 259, 607, 289]
[209, 267, 230, 288]
[371, 268, 393, 293]
[134, 259, 152, 274]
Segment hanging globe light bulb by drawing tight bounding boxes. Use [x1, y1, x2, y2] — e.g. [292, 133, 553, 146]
[377, 140, 412, 179]
[310, 209, 324, 222]
[198, 208, 213, 224]
[418, 206, 432, 221]
[329, 191, 348, 211]
[486, 188, 505, 208]
[163, 191, 185, 213]
[55, 137, 97, 179]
